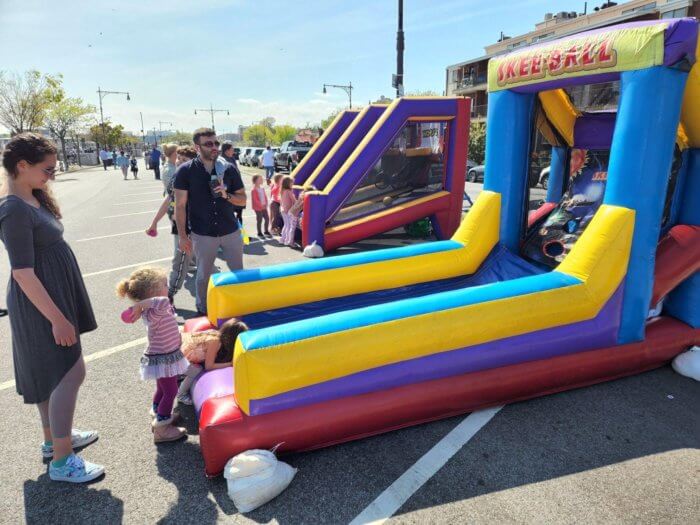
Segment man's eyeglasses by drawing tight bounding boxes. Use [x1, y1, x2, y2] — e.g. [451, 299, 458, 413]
[199, 140, 220, 149]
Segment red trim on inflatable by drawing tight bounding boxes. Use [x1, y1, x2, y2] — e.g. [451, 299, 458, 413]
[652, 225, 700, 305]
[198, 316, 698, 477]
[324, 193, 451, 251]
[440, 98, 470, 237]
[527, 202, 557, 228]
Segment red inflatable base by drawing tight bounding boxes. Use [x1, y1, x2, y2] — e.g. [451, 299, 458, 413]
[198, 317, 698, 476]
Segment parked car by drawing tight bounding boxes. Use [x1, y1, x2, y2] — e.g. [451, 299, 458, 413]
[538, 166, 550, 190]
[274, 141, 313, 172]
[249, 148, 265, 167]
[467, 164, 485, 182]
[240, 147, 255, 166]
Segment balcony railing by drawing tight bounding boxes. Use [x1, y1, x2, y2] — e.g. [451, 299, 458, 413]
[456, 73, 487, 89]
[471, 104, 487, 119]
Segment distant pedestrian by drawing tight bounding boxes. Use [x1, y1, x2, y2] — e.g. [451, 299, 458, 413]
[99, 148, 110, 170]
[0, 133, 103, 483]
[222, 141, 244, 224]
[111, 150, 118, 169]
[161, 143, 178, 192]
[260, 145, 275, 185]
[130, 156, 139, 179]
[150, 146, 162, 180]
[251, 174, 271, 238]
[116, 150, 129, 179]
[174, 128, 246, 316]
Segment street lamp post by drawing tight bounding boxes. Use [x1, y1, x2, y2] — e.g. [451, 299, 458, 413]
[97, 87, 130, 149]
[395, 0, 405, 97]
[322, 82, 353, 109]
[139, 112, 146, 145]
[194, 103, 230, 132]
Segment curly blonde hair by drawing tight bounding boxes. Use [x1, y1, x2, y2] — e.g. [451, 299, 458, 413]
[115, 266, 167, 301]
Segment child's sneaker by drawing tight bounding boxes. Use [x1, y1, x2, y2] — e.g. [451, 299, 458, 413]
[152, 420, 186, 443]
[177, 392, 193, 406]
[49, 453, 105, 483]
[41, 429, 99, 459]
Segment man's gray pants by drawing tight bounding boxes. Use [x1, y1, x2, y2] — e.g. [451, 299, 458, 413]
[191, 232, 243, 314]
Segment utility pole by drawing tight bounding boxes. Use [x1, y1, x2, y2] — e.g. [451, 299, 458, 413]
[394, 0, 405, 98]
[97, 87, 130, 148]
[322, 82, 353, 109]
[139, 112, 146, 145]
[194, 103, 230, 132]
[159, 121, 173, 141]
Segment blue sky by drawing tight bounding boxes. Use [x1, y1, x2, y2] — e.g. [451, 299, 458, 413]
[0, 0, 585, 134]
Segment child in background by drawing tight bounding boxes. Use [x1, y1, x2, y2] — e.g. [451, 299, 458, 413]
[176, 318, 248, 404]
[280, 176, 300, 247]
[269, 173, 283, 235]
[250, 175, 271, 238]
[129, 156, 139, 179]
[116, 267, 189, 443]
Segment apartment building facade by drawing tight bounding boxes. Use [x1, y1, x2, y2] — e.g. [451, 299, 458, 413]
[445, 0, 700, 121]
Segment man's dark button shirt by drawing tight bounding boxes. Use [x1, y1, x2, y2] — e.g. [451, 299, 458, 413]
[173, 157, 245, 237]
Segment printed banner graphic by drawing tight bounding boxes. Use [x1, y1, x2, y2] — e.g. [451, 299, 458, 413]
[488, 24, 667, 92]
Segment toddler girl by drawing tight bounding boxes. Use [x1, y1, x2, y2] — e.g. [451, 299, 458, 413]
[250, 175, 271, 238]
[269, 173, 283, 234]
[176, 318, 248, 404]
[280, 176, 300, 247]
[116, 267, 189, 443]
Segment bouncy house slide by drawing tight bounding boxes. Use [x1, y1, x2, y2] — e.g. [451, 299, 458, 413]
[189, 18, 700, 476]
[290, 98, 469, 253]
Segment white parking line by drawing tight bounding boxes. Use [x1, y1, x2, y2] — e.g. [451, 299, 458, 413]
[120, 191, 165, 197]
[75, 226, 170, 242]
[102, 210, 159, 219]
[349, 406, 503, 525]
[113, 198, 165, 205]
[82, 257, 172, 277]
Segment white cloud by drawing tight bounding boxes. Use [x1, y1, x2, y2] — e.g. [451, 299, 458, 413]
[237, 98, 262, 105]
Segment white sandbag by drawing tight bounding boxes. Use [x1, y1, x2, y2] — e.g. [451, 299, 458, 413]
[303, 241, 324, 258]
[672, 346, 700, 381]
[224, 449, 297, 513]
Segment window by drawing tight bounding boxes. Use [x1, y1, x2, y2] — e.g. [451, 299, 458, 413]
[532, 32, 554, 43]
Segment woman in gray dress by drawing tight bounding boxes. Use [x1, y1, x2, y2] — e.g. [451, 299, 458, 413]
[0, 133, 104, 483]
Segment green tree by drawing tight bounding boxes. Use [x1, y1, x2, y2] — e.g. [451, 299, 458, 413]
[0, 70, 63, 135]
[260, 116, 275, 129]
[45, 97, 95, 168]
[469, 121, 486, 165]
[273, 124, 297, 145]
[320, 108, 343, 130]
[163, 131, 192, 145]
[88, 121, 128, 149]
[243, 124, 274, 147]
[405, 89, 440, 97]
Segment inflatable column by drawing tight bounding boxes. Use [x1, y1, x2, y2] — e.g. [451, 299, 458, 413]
[603, 66, 689, 343]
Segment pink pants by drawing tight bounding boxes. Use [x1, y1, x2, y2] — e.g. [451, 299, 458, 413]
[281, 212, 298, 246]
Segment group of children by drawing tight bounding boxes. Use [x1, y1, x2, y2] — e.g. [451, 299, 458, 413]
[251, 173, 302, 247]
[116, 267, 248, 443]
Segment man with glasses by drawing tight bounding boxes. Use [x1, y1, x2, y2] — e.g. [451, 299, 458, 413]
[173, 128, 246, 316]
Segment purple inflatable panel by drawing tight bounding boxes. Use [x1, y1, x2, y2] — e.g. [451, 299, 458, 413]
[192, 367, 234, 414]
[248, 286, 624, 415]
[574, 112, 616, 150]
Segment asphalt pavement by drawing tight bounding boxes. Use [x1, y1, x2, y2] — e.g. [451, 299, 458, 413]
[0, 161, 697, 524]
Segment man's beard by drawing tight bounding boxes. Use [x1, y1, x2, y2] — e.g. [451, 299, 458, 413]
[200, 150, 219, 162]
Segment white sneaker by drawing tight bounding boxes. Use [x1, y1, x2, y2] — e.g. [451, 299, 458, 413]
[177, 393, 194, 406]
[672, 346, 700, 381]
[49, 453, 105, 483]
[41, 429, 99, 459]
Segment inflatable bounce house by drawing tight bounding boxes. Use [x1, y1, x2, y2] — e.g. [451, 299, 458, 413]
[291, 98, 469, 253]
[189, 18, 700, 476]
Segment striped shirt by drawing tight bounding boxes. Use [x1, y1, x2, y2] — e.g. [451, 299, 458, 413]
[142, 297, 181, 354]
